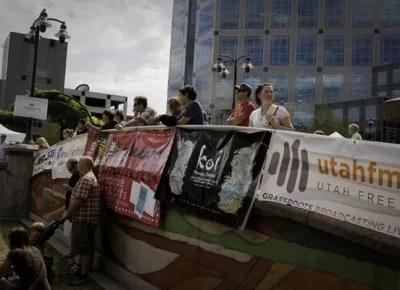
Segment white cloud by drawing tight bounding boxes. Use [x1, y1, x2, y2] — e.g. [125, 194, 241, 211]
[0, 0, 173, 115]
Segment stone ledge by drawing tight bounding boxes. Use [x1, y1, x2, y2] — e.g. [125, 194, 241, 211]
[4, 144, 37, 154]
[254, 201, 400, 259]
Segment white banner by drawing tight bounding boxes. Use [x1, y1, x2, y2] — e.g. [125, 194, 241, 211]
[51, 134, 88, 179]
[14, 95, 48, 120]
[32, 146, 57, 176]
[257, 131, 400, 239]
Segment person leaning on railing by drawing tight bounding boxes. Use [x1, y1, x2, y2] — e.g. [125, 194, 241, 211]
[85, 109, 118, 132]
[249, 83, 294, 131]
[116, 96, 159, 129]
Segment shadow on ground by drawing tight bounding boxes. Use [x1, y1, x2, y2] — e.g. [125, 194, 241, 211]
[0, 219, 104, 290]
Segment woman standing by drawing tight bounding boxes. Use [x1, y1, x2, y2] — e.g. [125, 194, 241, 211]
[249, 83, 294, 130]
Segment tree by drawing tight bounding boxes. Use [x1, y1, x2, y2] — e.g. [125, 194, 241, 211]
[41, 122, 61, 145]
[311, 106, 349, 137]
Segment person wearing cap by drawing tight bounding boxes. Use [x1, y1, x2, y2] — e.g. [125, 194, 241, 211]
[226, 83, 255, 127]
[0, 134, 9, 161]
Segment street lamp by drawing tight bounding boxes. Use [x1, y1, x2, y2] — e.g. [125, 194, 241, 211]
[212, 55, 253, 111]
[22, 9, 70, 144]
[367, 118, 374, 139]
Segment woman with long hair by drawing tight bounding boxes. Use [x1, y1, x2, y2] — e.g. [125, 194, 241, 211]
[249, 83, 294, 130]
[0, 227, 51, 289]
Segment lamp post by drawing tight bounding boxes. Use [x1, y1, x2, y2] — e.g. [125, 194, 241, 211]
[212, 55, 253, 111]
[22, 9, 70, 144]
[367, 118, 374, 140]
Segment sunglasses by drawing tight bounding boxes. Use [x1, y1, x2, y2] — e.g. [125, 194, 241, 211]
[237, 89, 247, 93]
[133, 103, 139, 106]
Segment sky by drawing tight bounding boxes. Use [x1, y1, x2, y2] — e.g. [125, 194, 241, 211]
[0, 0, 173, 115]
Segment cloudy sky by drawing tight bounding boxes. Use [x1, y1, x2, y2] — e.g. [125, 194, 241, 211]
[0, 0, 173, 115]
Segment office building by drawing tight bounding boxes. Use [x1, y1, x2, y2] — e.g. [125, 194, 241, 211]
[64, 85, 128, 120]
[167, 0, 400, 127]
[372, 61, 400, 99]
[0, 32, 67, 110]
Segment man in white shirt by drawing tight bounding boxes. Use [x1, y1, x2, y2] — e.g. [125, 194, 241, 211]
[0, 134, 9, 161]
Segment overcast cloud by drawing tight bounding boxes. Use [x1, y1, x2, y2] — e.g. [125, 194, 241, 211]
[0, 0, 172, 115]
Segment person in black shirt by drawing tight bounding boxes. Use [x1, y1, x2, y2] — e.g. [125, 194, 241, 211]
[62, 158, 80, 210]
[85, 109, 118, 131]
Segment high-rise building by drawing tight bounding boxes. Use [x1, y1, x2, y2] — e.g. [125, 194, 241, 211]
[167, 0, 400, 128]
[0, 32, 68, 110]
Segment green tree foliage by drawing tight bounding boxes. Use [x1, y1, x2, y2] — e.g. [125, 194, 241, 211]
[41, 122, 61, 145]
[311, 106, 349, 137]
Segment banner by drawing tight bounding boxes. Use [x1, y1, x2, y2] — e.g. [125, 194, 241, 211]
[162, 128, 271, 228]
[51, 134, 88, 179]
[100, 129, 175, 227]
[32, 146, 57, 177]
[258, 131, 400, 239]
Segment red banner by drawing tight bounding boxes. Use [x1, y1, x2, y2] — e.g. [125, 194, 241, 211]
[100, 129, 175, 227]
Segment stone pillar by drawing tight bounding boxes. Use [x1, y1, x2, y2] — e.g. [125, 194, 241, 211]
[0, 144, 37, 218]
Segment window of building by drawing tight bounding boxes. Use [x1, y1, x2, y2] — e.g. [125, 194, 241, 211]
[195, 74, 211, 109]
[332, 108, 343, 119]
[352, 0, 373, 28]
[381, 0, 400, 27]
[219, 36, 238, 60]
[298, 0, 318, 28]
[242, 73, 262, 90]
[173, 0, 187, 18]
[269, 74, 288, 104]
[216, 73, 233, 103]
[271, 0, 291, 29]
[295, 75, 316, 105]
[325, 0, 345, 28]
[171, 20, 185, 51]
[220, 0, 240, 29]
[351, 35, 372, 66]
[198, 3, 214, 37]
[245, 36, 263, 66]
[324, 35, 344, 66]
[196, 38, 212, 70]
[168, 83, 181, 98]
[293, 111, 314, 130]
[381, 35, 400, 64]
[322, 74, 344, 103]
[365, 104, 377, 120]
[351, 74, 372, 100]
[297, 35, 316, 66]
[270, 36, 290, 66]
[377, 71, 387, 86]
[348, 106, 360, 121]
[392, 90, 400, 97]
[246, 0, 265, 29]
[85, 97, 106, 108]
[32, 120, 43, 128]
[169, 50, 185, 78]
[393, 68, 400, 84]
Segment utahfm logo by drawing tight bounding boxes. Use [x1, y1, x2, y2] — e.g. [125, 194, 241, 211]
[267, 139, 309, 193]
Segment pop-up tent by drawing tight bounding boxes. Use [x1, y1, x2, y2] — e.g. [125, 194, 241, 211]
[0, 123, 25, 143]
[329, 132, 345, 138]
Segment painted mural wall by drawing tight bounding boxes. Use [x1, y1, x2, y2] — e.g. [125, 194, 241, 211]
[30, 176, 399, 290]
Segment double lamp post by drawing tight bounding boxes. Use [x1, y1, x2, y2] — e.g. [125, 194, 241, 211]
[212, 55, 253, 111]
[22, 9, 70, 144]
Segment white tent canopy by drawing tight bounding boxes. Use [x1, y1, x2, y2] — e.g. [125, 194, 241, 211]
[329, 132, 345, 138]
[0, 123, 25, 143]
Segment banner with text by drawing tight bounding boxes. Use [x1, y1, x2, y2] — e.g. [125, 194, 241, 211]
[32, 146, 57, 177]
[100, 129, 175, 227]
[258, 131, 400, 239]
[51, 134, 88, 179]
[161, 128, 271, 229]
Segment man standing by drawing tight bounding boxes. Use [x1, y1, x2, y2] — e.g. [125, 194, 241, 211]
[63, 156, 100, 285]
[116, 96, 159, 129]
[63, 158, 80, 211]
[226, 83, 255, 127]
[0, 134, 9, 161]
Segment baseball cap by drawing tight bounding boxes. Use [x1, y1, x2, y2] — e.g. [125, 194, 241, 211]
[235, 83, 252, 96]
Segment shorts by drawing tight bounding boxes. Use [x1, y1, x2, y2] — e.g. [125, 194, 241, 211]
[71, 222, 97, 256]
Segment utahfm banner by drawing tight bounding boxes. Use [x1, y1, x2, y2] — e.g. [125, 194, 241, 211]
[160, 128, 271, 228]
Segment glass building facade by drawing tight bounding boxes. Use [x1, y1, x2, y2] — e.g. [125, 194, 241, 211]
[167, 0, 400, 128]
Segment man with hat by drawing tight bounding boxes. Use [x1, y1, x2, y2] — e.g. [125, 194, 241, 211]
[226, 83, 255, 127]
